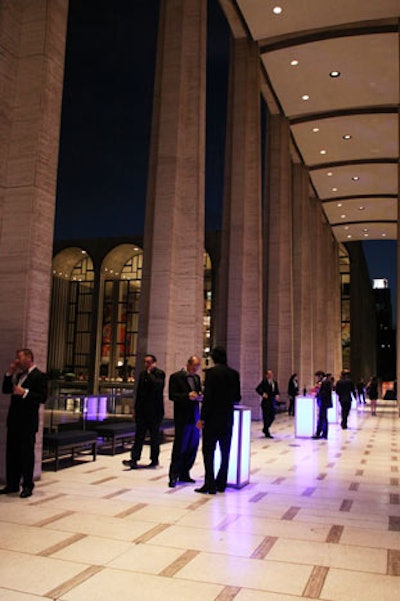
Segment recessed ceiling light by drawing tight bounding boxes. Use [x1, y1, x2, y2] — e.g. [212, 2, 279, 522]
[363, 228, 368, 232]
[340, 214, 346, 219]
[347, 234, 352, 239]
[330, 71, 341, 78]
[344, 226, 349, 230]
[290, 60, 298, 66]
[358, 206, 365, 211]
[337, 203, 342, 207]
[273, 6, 283, 14]
[327, 172, 333, 176]
[302, 94, 310, 100]
[342, 134, 352, 140]
[312, 127, 319, 132]
[352, 176, 360, 181]
[332, 187, 338, 192]
[363, 233, 369, 237]
[381, 233, 387, 237]
[320, 149, 326, 155]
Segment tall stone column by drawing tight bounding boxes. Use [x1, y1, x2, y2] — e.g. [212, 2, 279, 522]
[0, 0, 68, 481]
[311, 199, 326, 372]
[217, 36, 263, 417]
[138, 0, 206, 398]
[264, 114, 294, 396]
[292, 163, 314, 391]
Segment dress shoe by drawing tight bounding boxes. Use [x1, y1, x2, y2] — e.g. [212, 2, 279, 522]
[20, 488, 32, 498]
[179, 475, 195, 483]
[168, 477, 177, 488]
[147, 461, 159, 468]
[311, 435, 320, 439]
[122, 459, 137, 469]
[0, 486, 19, 494]
[194, 485, 216, 495]
[216, 485, 225, 493]
[265, 433, 274, 439]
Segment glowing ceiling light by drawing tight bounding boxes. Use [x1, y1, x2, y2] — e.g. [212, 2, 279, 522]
[273, 6, 283, 14]
[302, 94, 310, 100]
[312, 127, 319, 132]
[358, 206, 365, 211]
[330, 71, 341, 78]
[290, 59, 298, 66]
[337, 203, 342, 207]
[340, 214, 346, 219]
[320, 149, 326, 155]
[327, 172, 333, 176]
[382, 233, 387, 237]
[332, 187, 338, 192]
[347, 234, 352, 239]
[342, 134, 352, 140]
[352, 176, 360, 181]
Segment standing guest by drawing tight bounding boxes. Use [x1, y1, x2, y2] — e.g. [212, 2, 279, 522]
[256, 369, 280, 438]
[367, 376, 379, 416]
[195, 346, 241, 494]
[312, 371, 332, 440]
[1, 348, 47, 498]
[168, 355, 203, 488]
[357, 378, 367, 404]
[335, 370, 356, 429]
[287, 373, 299, 416]
[122, 354, 165, 469]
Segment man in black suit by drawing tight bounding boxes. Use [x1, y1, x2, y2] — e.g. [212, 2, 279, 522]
[1, 348, 47, 498]
[168, 355, 203, 488]
[195, 346, 241, 494]
[122, 354, 165, 469]
[335, 370, 356, 429]
[312, 371, 333, 439]
[256, 369, 280, 438]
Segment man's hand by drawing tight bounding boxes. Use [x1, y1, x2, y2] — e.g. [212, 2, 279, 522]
[263, 392, 268, 399]
[189, 391, 198, 400]
[196, 420, 204, 430]
[13, 385, 26, 396]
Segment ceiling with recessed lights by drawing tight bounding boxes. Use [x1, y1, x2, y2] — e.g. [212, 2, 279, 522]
[224, 0, 399, 242]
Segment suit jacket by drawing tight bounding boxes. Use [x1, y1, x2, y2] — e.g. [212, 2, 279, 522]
[256, 378, 280, 406]
[2, 367, 47, 434]
[169, 369, 201, 425]
[335, 377, 355, 404]
[316, 377, 333, 408]
[201, 363, 241, 424]
[134, 367, 165, 422]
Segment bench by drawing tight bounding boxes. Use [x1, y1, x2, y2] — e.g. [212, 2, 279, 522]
[43, 430, 98, 471]
[91, 422, 136, 455]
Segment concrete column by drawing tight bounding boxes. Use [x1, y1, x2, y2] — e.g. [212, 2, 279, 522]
[311, 199, 325, 372]
[0, 0, 68, 481]
[292, 164, 314, 391]
[138, 0, 206, 397]
[217, 37, 263, 417]
[264, 114, 294, 396]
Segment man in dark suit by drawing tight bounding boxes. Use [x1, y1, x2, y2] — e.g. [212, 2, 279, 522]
[195, 346, 241, 494]
[256, 369, 280, 438]
[1, 348, 47, 498]
[168, 355, 203, 488]
[122, 354, 165, 469]
[335, 370, 356, 429]
[312, 371, 333, 439]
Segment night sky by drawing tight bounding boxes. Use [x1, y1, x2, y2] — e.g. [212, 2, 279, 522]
[54, 0, 396, 318]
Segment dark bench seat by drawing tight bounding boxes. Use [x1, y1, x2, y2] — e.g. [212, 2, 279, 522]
[43, 430, 98, 470]
[93, 422, 136, 455]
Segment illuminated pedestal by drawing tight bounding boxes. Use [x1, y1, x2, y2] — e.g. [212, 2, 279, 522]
[295, 396, 316, 437]
[328, 392, 339, 424]
[214, 405, 251, 489]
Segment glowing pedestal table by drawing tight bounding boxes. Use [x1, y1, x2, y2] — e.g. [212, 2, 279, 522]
[214, 405, 251, 489]
[295, 396, 316, 437]
[295, 393, 339, 437]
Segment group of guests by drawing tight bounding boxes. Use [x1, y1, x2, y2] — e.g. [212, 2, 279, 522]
[122, 347, 241, 495]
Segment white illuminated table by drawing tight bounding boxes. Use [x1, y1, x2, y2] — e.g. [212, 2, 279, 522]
[295, 396, 316, 437]
[214, 405, 251, 489]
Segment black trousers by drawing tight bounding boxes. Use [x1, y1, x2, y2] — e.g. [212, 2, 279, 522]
[315, 404, 328, 438]
[169, 422, 200, 479]
[6, 428, 36, 491]
[131, 418, 161, 463]
[202, 418, 233, 489]
[261, 401, 275, 433]
[340, 400, 351, 428]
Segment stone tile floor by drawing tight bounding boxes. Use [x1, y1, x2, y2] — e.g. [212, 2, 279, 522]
[0, 401, 399, 600]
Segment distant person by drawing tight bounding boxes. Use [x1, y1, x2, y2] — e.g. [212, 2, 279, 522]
[367, 376, 379, 416]
[256, 369, 280, 438]
[1, 348, 47, 498]
[357, 378, 366, 404]
[335, 370, 356, 429]
[287, 373, 299, 416]
[312, 371, 332, 440]
[168, 355, 203, 488]
[123, 354, 165, 469]
[195, 346, 241, 494]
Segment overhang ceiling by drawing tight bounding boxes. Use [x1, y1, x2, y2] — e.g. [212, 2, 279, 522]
[230, 0, 399, 242]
